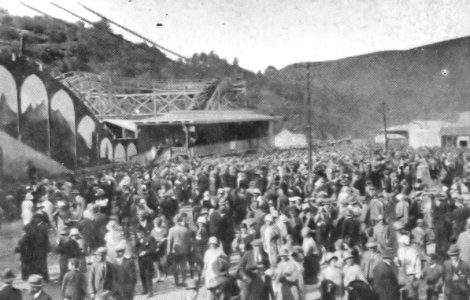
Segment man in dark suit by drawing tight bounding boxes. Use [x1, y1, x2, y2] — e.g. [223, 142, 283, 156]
[88, 247, 113, 299]
[135, 230, 156, 297]
[167, 214, 191, 286]
[112, 242, 137, 300]
[0, 268, 22, 300]
[61, 258, 87, 300]
[372, 250, 400, 300]
[28, 274, 52, 300]
[443, 244, 470, 300]
[236, 239, 272, 300]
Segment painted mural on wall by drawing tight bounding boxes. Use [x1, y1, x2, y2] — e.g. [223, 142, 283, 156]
[20, 74, 50, 155]
[100, 138, 113, 161]
[114, 143, 126, 162]
[77, 115, 96, 165]
[50, 89, 76, 169]
[0, 65, 19, 138]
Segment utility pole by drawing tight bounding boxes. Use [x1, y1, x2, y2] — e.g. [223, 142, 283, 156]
[306, 63, 313, 171]
[382, 101, 388, 153]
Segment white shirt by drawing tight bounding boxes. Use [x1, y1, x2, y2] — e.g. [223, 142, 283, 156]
[21, 200, 34, 225]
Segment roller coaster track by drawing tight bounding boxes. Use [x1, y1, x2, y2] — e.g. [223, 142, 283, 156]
[55, 72, 246, 119]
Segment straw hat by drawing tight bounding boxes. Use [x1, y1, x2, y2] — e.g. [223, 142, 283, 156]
[365, 238, 378, 248]
[95, 247, 107, 255]
[208, 236, 219, 245]
[69, 228, 81, 237]
[28, 274, 43, 287]
[325, 252, 338, 263]
[447, 244, 460, 256]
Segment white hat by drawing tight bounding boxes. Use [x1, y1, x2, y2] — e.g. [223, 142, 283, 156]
[69, 228, 81, 237]
[288, 196, 301, 202]
[196, 216, 207, 224]
[208, 236, 219, 245]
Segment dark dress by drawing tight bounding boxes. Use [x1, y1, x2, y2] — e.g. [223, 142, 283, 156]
[372, 260, 400, 300]
[15, 219, 50, 281]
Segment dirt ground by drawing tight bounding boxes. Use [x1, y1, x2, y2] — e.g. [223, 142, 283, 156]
[0, 215, 437, 300]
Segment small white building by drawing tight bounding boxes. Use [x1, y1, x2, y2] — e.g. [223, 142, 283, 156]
[375, 120, 452, 148]
[274, 129, 307, 149]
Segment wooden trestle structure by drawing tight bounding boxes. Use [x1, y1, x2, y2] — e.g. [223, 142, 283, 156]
[56, 71, 247, 119]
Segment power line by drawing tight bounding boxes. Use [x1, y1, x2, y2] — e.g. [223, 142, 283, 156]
[77, 2, 189, 61]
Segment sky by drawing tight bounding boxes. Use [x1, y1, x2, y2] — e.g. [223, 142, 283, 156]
[2, 0, 470, 72]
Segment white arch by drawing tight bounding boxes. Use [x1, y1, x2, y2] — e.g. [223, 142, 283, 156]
[114, 143, 126, 162]
[20, 74, 48, 116]
[0, 65, 18, 113]
[100, 138, 113, 159]
[77, 116, 95, 149]
[127, 142, 137, 159]
[51, 89, 75, 132]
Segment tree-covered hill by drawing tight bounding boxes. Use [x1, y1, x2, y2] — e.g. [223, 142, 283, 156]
[2, 8, 470, 139]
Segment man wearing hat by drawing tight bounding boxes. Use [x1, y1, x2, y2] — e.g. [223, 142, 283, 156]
[28, 274, 52, 300]
[61, 258, 87, 300]
[421, 254, 443, 300]
[167, 213, 191, 286]
[56, 227, 82, 283]
[443, 244, 470, 300]
[372, 249, 400, 300]
[237, 239, 271, 300]
[0, 268, 21, 300]
[88, 247, 113, 299]
[112, 241, 137, 300]
[360, 238, 380, 284]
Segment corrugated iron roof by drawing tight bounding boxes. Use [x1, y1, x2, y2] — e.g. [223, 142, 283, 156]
[134, 110, 280, 125]
[441, 126, 470, 136]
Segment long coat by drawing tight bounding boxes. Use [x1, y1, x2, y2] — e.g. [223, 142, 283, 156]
[88, 261, 114, 296]
[112, 257, 137, 300]
[372, 260, 400, 300]
[237, 249, 271, 300]
[443, 259, 470, 300]
[15, 219, 50, 281]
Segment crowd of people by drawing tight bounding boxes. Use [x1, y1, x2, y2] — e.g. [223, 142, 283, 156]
[1, 145, 470, 300]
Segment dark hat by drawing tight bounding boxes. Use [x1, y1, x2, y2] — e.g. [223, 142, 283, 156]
[447, 244, 460, 256]
[2, 268, 15, 283]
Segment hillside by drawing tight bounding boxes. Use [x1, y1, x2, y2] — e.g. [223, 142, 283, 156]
[277, 37, 470, 138]
[1, 8, 470, 139]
